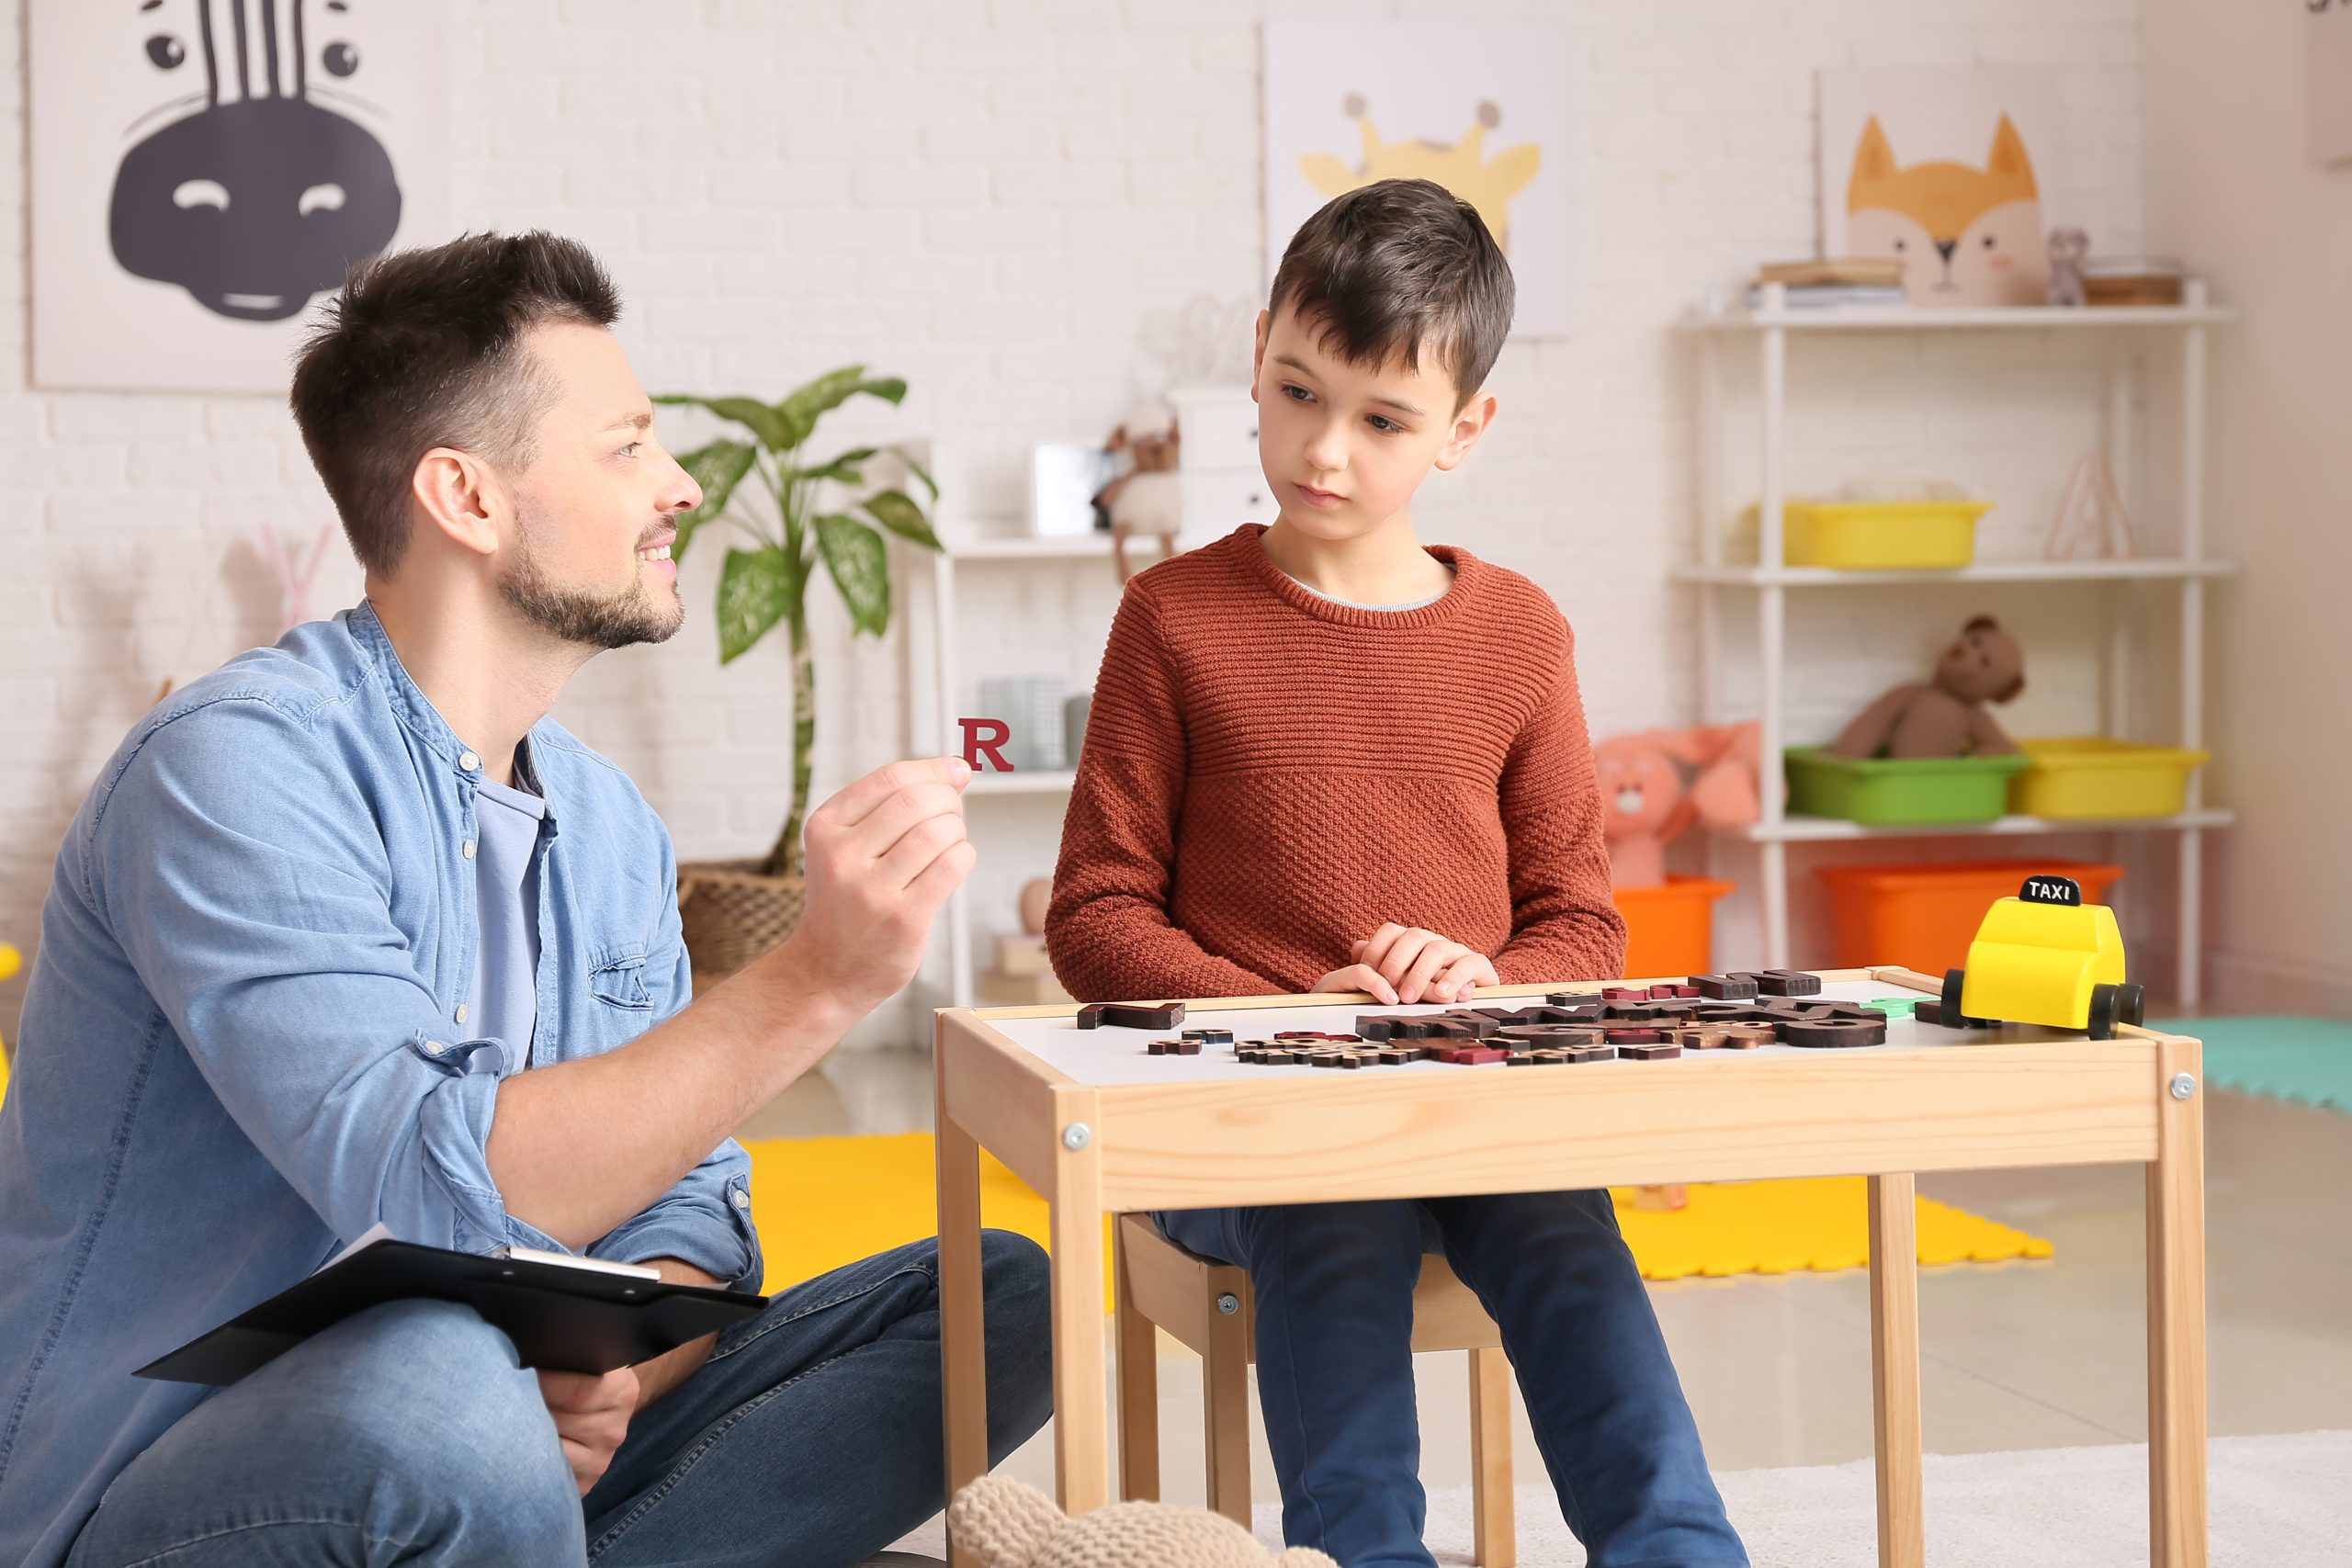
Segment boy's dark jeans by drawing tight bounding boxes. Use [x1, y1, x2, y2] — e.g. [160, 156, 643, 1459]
[1156, 1191, 1748, 1568]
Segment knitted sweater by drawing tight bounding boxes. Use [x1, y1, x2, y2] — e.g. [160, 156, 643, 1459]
[1046, 524, 1626, 1003]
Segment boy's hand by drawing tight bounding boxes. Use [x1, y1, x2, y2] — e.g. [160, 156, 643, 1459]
[1351, 923, 1499, 1005]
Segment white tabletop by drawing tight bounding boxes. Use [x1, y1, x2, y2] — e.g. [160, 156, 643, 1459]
[978, 980, 2094, 1089]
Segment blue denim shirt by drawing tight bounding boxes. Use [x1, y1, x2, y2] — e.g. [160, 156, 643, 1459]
[0, 603, 760, 1567]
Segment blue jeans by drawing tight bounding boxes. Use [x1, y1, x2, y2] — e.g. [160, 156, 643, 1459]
[67, 1233, 1051, 1567]
[1156, 1193, 1747, 1568]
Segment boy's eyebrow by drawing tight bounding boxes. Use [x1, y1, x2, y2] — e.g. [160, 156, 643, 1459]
[1272, 353, 1427, 419]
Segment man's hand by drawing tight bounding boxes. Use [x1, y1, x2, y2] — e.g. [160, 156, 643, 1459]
[1315, 924, 1499, 1006]
[538, 1364, 639, 1496]
[771, 757, 976, 1017]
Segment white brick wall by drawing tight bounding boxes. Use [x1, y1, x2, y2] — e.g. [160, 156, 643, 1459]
[0, 0, 2156, 1047]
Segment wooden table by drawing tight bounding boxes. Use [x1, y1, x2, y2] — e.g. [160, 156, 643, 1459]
[935, 967, 2209, 1567]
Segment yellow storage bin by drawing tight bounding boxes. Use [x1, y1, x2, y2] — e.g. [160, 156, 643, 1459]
[2010, 738, 2211, 819]
[1782, 499, 1990, 570]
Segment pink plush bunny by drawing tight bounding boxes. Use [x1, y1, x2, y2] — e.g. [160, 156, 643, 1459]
[1591, 724, 1761, 888]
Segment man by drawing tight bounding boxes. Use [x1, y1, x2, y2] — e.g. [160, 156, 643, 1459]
[0, 231, 1050, 1566]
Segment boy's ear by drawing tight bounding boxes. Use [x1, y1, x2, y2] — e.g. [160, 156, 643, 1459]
[410, 446, 507, 562]
[1431, 390, 1498, 473]
[1250, 308, 1272, 402]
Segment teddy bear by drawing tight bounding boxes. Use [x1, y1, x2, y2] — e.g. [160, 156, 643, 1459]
[2045, 227, 2090, 308]
[1094, 403, 1185, 584]
[947, 1475, 1339, 1568]
[1592, 722, 1761, 889]
[1826, 615, 2026, 761]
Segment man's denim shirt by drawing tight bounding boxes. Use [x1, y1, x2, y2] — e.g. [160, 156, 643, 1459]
[0, 603, 760, 1567]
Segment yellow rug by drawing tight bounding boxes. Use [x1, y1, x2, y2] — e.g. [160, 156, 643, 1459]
[741, 1133, 2051, 1297]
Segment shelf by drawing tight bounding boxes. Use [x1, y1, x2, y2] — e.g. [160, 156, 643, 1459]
[1673, 558, 2234, 588]
[1725, 808, 2233, 844]
[940, 532, 1112, 561]
[963, 769, 1076, 796]
[1682, 303, 2235, 333]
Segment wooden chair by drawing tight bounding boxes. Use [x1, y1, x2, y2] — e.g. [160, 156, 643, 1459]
[1113, 1212, 1518, 1568]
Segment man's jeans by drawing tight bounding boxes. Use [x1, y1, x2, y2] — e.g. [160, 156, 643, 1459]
[68, 1233, 1051, 1567]
[1156, 1191, 1747, 1568]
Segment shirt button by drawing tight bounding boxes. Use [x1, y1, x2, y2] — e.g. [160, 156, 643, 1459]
[424, 1040, 447, 1056]
[730, 1190, 752, 1210]
[461, 839, 477, 860]
[459, 750, 481, 772]
[455, 1003, 469, 1025]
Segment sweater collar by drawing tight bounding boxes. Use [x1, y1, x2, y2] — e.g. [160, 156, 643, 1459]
[1229, 523, 1478, 630]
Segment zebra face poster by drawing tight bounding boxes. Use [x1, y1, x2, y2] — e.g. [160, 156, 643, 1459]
[31, 0, 450, 392]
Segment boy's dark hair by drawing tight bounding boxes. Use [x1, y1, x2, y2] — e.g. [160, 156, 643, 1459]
[289, 231, 620, 576]
[1267, 177, 1515, 410]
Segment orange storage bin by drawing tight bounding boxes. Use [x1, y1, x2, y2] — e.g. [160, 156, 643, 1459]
[1611, 875, 1735, 977]
[1814, 859, 2124, 975]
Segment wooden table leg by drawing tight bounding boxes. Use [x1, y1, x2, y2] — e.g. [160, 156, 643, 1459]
[1469, 1346, 1517, 1568]
[1050, 1109, 1110, 1514]
[1868, 1172, 1925, 1568]
[936, 1092, 989, 1568]
[2148, 1038, 2210, 1567]
[1113, 1222, 1162, 1502]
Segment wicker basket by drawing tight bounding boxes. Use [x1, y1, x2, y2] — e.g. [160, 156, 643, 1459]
[677, 859, 807, 984]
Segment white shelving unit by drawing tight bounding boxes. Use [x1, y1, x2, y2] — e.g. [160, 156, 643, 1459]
[1683, 283, 2235, 1005]
[905, 529, 1109, 1010]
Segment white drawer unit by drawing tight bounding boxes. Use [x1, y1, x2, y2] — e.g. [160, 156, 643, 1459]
[1167, 384, 1266, 550]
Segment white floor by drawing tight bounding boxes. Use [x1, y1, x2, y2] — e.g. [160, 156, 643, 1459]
[752, 1050, 2352, 1529]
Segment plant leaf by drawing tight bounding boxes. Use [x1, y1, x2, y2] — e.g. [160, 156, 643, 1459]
[716, 546, 797, 664]
[653, 393, 793, 455]
[794, 446, 879, 488]
[860, 488, 942, 552]
[897, 446, 940, 502]
[814, 513, 890, 637]
[671, 439, 758, 560]
[776, 367, 908, 447]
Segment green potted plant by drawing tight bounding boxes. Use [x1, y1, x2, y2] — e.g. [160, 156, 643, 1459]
[659, 367, 943, 980]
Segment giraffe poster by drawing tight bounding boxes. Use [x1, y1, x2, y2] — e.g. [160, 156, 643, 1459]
[1263, 21, 1573, 338]
[30, 0, 451, 393]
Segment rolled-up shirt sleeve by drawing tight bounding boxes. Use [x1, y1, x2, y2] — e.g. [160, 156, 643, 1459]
[585, 889, 764, 1292]
[90, 698, 558, 1255]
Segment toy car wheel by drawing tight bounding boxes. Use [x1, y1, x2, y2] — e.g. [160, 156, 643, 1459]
[2117, 982, 2146, 1030]
[1939, 968, 1987, 1030]
[2087, 983, 2122, 1041]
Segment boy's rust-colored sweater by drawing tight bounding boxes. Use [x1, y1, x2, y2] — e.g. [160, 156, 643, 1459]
[1046, 524, 1626, 1003]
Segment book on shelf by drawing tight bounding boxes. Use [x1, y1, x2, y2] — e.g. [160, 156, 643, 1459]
[1755, 256, 1907, 288]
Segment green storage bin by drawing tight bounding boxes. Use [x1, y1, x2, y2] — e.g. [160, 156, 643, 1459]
[1784, 747, 2031, 826]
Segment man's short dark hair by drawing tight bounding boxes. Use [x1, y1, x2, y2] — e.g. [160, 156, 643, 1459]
[1267, 177, 1515, 411]
[289, 231, 620, 576]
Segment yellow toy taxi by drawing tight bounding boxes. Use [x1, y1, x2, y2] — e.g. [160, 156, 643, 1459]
[1936, 874, 2146, 1040]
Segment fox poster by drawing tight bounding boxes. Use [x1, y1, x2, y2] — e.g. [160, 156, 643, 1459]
[1263, 21, 1573, 337]
[1817, 69, 2067, 308]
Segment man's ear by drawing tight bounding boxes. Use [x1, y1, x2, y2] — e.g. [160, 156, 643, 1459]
[410, 446, 506, 560]
[1249, 308, 1272, 403]
[1432, 390, 1498, 473]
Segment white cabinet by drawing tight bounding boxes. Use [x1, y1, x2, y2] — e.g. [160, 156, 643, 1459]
[1170, 385, 1266, 550]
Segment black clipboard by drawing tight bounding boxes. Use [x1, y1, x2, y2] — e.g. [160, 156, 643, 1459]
[135, 1239, 768, 1386]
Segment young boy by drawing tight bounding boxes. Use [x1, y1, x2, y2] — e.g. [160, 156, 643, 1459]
[1046, 179, 1747, 1568]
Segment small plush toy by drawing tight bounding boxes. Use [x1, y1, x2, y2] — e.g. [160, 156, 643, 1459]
[1592, 723, 1761, 889]
[948, 1475, 1339, 1568]
[1095, 404, 1184, 583]
[1827, 615, 2026, 761]
[2046, 227, 2090, 308]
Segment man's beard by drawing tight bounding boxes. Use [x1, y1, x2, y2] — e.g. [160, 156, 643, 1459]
[499, 523, 685, 651]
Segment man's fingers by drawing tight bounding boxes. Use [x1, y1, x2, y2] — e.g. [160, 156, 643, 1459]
[826, 781, 967, 867]
[875, 808, 971, 892]
[901, 837, 977, 910]
[811, 757, 970, 832]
